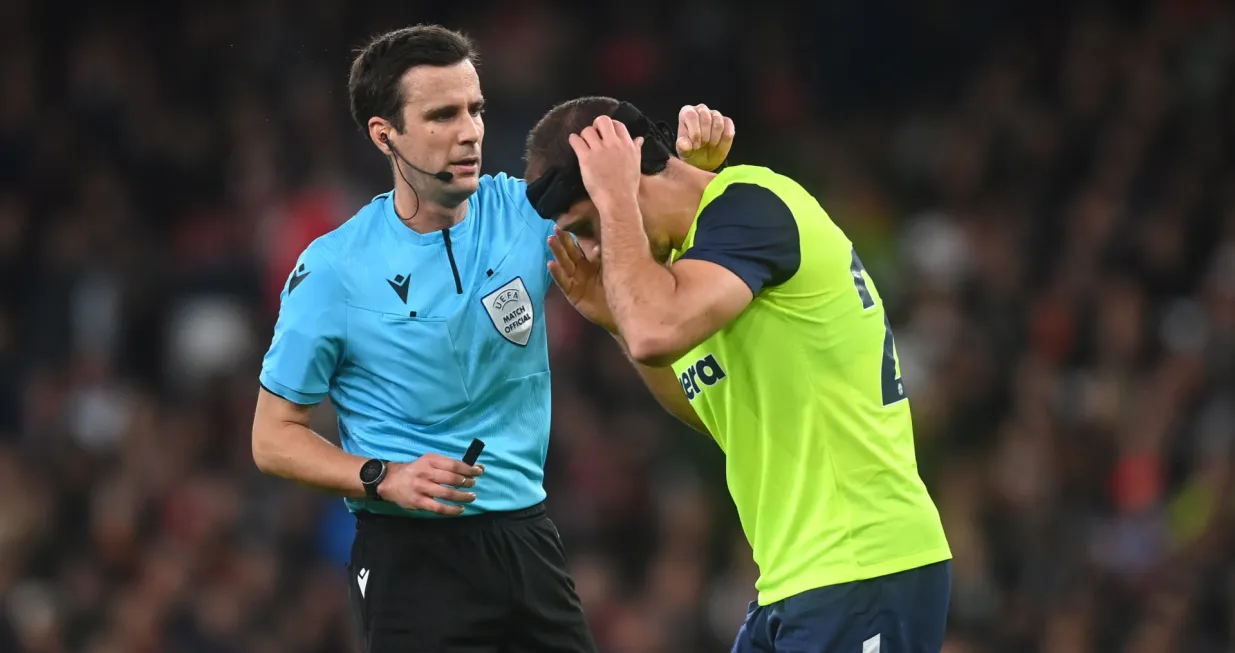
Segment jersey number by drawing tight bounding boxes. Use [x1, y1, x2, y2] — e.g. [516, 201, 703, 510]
[850, 249, 907, 406]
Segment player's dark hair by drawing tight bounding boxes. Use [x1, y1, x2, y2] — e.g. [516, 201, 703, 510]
[348, 25, 478, 133]
[523, 96, 620, 180]
[523, 98, 679, 220]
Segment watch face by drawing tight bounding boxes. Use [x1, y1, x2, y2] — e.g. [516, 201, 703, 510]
[360, 459, 384, 484]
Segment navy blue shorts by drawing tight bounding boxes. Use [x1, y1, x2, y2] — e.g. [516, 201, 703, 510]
[731, 561, 951, 653]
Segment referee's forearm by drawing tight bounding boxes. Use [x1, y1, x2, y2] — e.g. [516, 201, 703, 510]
[252, 421, 367, 499]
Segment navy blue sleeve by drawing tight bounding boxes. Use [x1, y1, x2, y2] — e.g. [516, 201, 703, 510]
[677, 183, 801, 294]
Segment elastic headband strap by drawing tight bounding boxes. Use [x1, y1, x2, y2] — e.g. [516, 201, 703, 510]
[526, 101, 675, 220]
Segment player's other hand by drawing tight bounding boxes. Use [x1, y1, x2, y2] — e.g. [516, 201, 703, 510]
[569, 116, 643, 211]
[548, 226, 616, 333]
[380, 453, 484, 516]
[676, 104, 734, 172]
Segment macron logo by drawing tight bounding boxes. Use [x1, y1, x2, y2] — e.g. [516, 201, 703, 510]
[357, 568, 370, 597]
[387, 273, 411, 304]
[287, 263, 310, 295]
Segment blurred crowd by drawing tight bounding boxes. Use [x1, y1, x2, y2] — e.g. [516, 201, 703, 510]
[2, 0, 1235, 652]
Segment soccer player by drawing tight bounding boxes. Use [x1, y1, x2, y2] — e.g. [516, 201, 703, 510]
[525, 98, 952, 653]
[249, 27, 734, 653]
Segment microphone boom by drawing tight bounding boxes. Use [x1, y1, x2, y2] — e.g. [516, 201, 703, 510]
[385, 138, 454, 183]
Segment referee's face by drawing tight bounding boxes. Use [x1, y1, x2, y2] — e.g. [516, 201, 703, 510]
[394, 60, 486, 198]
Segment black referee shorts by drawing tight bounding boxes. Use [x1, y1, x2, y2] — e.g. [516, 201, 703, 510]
[346, 503, 597, 653]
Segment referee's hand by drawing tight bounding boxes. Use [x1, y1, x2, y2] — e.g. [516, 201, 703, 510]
[380, 453, 484, 515]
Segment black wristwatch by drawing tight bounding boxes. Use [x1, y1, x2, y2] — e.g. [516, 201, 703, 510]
[360, 459, 388, 501]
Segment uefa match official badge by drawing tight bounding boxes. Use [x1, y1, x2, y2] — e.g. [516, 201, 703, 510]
[482, 277, 534, 346]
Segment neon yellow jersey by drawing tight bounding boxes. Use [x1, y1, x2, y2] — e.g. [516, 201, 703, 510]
[669, 165, 951, 605]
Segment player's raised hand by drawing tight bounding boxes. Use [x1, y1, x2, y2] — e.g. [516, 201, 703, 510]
[548, 226, 616, 333]
[379, 453, 484, 516]
[569, 116, 643, 211]
[676, 104, 734, 172]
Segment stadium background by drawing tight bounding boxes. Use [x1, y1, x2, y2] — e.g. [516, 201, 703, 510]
[2, 0, 1235, 651]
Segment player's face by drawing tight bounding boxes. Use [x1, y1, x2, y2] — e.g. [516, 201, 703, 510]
[554, 197, 674, 264]
[395, 60, 485, 198]
[554, 199, 600, 256]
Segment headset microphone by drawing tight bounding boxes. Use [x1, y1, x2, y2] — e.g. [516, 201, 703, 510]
[382, 134, 454, 183]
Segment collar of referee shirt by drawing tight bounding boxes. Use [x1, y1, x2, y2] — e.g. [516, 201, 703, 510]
[526, 101, 677, 221]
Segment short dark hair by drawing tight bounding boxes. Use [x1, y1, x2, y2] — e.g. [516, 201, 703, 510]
[348, 25, 478, 132]
[523, 96, 620, 180]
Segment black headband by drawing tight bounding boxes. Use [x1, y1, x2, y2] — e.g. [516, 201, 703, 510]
[526, 101, 676, 221]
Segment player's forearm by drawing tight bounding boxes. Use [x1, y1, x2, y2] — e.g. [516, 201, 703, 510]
[252, 421, 367, 499]
[611, 333, 709, 435]
[596, 198, 684, 362]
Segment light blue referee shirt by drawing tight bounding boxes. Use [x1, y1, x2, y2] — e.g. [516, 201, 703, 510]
[259, 173, 555, 516]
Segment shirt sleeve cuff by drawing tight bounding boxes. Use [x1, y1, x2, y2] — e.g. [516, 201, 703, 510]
[677, 249, 767, 295]
[258, 373, 327, 406]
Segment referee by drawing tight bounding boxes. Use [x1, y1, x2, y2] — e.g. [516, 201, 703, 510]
[250, 26, 734, 653]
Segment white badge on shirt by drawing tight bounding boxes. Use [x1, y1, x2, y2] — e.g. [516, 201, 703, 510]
[482, 277, 534, 346]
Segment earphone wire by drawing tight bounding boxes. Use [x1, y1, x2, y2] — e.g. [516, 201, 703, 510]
[392, 152, 422, 223]
[383, 133, 422, 223]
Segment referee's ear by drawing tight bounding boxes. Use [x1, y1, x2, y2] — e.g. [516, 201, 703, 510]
[368, 117, 396, 156]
